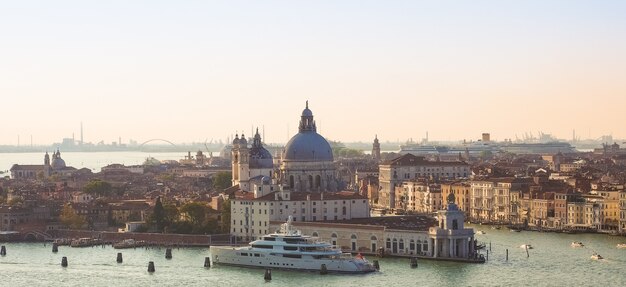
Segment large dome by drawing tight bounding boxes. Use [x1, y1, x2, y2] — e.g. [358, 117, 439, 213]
[283, 131, 333, 162]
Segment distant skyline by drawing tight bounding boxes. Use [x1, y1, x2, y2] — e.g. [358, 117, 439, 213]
[1, 0, 625, 145]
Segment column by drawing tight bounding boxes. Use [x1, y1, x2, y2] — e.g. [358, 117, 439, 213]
[449, 239, 454, 258]
[433, 239, 438, 258]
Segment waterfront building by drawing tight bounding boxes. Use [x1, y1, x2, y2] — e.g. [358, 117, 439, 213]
[231, 189, 369, 240]
[10, 149, 76, 179]
[619, 190, 626, 234]
[267, 193, 477, 261]
[594, 189, 621, 230]
[378, 153, 468, 210]
[428, 193, 476, 259]
[469, 179, 518, 223]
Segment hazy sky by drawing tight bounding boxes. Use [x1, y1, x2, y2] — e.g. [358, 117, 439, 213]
[1, 0, 625, 145]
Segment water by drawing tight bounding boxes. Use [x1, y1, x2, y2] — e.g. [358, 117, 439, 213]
[2, 229, 626, 286]
[0, 152, 188, 173]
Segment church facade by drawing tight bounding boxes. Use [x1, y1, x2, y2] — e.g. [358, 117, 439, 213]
[10, 149, 76, 179]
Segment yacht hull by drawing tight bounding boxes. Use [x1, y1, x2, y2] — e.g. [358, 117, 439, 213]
[210, 246, 376, 274]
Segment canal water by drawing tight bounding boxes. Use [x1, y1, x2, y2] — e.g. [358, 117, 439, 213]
[2, 228, 626, 286]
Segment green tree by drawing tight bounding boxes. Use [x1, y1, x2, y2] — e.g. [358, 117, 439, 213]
[83, 179, 113, 197]
[220, 199, 231, 233]
[152, 197, 165, 232]
[213, 171, 232, 190]
[59, 204, 86, 229]
[180, 202, 208, 226]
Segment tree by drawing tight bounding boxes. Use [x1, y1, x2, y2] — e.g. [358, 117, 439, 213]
[220, 199, 231, 233]
[152, 196, 165, 232]
[213, 171, 232, 190]
[83, 179, 113, 197]
[60, 204, 86, 229]
[180, 202, 208, 226]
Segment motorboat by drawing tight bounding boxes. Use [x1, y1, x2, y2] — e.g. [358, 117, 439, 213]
[210, 216, 377, 274]
[476, 230, 486, 235]
[571, 241, 584, 248]
[519, 244, 533, 249]
[616, 244, 626, 249]
[113, 239, 146, 249]
[70, 238, 102, 248]
[591, 252, 603, 260]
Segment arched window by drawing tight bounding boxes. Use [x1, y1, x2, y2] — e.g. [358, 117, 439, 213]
[289, 175, 294, 188]
[331, 233, 338, 246]
[315, 175, 321, 188]
[371, 236, 377, 241]
[399, 239, 404, 250]
[312, 232, 319, 237]
[308, 175, 313, 189]
[351, 234, 357, 239]
[386, 238, 391, 249]
[350, 234, 357, 251]
[410, 239, 415, 250]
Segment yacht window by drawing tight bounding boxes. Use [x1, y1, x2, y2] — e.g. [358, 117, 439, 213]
[264, 237, 275, 241]
[283, 254, 302, 259]
[240, 252, 248, 256]
[283, 246, 298, 251]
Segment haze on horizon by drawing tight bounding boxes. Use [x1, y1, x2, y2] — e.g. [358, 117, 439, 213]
[1, 0, 625, 146]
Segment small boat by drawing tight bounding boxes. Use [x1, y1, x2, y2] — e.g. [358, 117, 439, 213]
[70, 238, 103, 248]
[616, 244, 626, 249]
[591, 252, 603, 260]
[571, 241, 584, 248]
[476, 230, 486, 235]
[113, 239, 146, 249]
[491, 226, 501, 230]
[519, 244, 533, 249]
[510, 229, 521, 233]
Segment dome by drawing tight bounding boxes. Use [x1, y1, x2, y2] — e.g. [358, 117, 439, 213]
[283, 131, 333, 162]
[51, 158, 66, 170]
[249, 129, 273, 169]
[249, 145, 273, 169]
[301, 107, 313, 117]
[239, 135, 248, 146]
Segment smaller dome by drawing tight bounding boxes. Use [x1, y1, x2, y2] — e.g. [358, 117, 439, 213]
[51, 158, 66, 170]
[302, 107, 313, 117]
[249, 145, 273, 169]
[239, 135, 248, 146]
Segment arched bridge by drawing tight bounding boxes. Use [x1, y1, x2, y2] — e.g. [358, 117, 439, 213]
[138, 139, 177, 147]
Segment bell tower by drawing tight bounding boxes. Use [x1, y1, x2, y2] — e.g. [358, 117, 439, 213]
[372, 135, 381, 162]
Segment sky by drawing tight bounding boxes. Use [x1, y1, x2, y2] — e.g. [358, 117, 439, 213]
[1, 0, 625, 145]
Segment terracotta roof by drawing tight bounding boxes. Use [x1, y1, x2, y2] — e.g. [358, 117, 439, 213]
[10, 164, 44, 171]
[381, 153, 468, 167]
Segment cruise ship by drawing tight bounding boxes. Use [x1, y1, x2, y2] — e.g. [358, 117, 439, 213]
[210, 217, 377, 274]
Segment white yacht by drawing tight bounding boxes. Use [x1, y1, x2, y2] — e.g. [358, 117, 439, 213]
[210, 217, 377, 274]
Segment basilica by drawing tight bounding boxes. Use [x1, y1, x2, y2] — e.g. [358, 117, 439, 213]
[229, 102, 370, 240]
[230, 101, 340, 194]
[10, 149, 77, 179]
